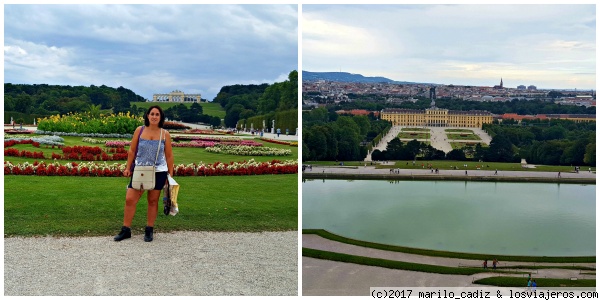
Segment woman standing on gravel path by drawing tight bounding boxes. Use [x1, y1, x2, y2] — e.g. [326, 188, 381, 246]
[114, 106, 175, 242]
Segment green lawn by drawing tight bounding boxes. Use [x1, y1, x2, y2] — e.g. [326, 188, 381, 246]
[6, 135, 298, 165]
[304, 160, 594, 172]
[303, 229, 594, 263]
[135, 101, 225, 119]
[398, 132, 430, 139]
[385, 160, 593, 172]
[401, 128, 430, 132]
[446, 133, 482, 140]
[5, 174, 298, 237]
[474, 277, 595, 287]
[450, 142, 484, 149]
[445, 129, 474, 133]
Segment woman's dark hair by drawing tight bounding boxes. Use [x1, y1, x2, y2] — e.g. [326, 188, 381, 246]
[144, 105, 165, 128]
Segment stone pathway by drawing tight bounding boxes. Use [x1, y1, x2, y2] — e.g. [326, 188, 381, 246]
[303, 165, 595, 180]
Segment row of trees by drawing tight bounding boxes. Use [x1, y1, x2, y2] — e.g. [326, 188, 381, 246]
[214, 70, 298, 128]
[303, 108, 390, 161]
[372, 139, 445, 161]
[483, 120, 595, 166]
[4, 84, 144, 117]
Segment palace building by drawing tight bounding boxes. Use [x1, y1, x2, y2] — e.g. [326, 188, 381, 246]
[152, 90, 202, 103]
[381, 100, 493, 128]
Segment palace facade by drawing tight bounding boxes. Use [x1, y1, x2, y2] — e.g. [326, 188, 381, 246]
[381, 107, 493, 128]
[152, 90, 202, 103]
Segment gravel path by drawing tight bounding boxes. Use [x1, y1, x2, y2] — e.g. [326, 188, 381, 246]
[365, 126, 493, 160]
[5, 231, 298, 296]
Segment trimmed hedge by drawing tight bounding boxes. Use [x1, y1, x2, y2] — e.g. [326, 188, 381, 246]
[240, 109, 298, 135]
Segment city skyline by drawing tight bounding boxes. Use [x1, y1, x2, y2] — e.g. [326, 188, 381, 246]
[303, 4, 596, 90]
[4, 4, 298, 101]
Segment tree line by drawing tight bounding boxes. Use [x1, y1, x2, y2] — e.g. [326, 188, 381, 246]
[483, 120, 595, 166]
[303, 107, 390, 161]
[4, 83, 144, 117]
[214, 70, 298, 128]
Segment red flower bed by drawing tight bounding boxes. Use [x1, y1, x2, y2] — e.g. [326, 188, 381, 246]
[4, 141, 130, 162]
[259, 137, 298, 147]
[56, 145, 128, 161]
[5, 159, 298, 177]
[4, 139, 41, 148]
[4, 148, 45, 159]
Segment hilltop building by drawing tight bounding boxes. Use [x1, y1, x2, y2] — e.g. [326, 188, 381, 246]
[153, 90, 202, 103]
[381, 99, 493, 128]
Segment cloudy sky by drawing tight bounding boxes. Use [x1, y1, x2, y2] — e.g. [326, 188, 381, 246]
[303, 4, 596, 90]
[4, 4, 298, 101]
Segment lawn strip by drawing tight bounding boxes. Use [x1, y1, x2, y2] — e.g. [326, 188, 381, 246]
[474, 276, 596, 287]
[302, 230, 595, 263]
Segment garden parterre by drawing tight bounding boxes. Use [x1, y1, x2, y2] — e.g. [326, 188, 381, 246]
[5, 129, 298, 176]
[4, 159, 298, 176]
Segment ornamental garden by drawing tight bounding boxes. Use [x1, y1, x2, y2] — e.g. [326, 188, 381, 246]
[4, 112, 299, 236]
[6, 112, 298, 177]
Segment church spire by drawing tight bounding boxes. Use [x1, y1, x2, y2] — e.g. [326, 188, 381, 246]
[500, 78, 503, 88]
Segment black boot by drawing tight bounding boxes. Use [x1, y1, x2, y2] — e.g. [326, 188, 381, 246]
[144, 226, 154, 242]
[114, 226, 131, 241]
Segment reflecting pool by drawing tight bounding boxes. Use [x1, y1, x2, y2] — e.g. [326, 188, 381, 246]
[303, 179, 595, 256]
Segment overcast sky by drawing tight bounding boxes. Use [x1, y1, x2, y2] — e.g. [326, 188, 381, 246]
[303, 4, 596, 90]
[4, 4, 298, 101]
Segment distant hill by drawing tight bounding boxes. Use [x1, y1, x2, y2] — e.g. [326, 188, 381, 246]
[302, 71, 420, 84]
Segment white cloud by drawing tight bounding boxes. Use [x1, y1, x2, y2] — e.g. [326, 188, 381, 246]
[4, 4, 298, 100]
[302, 4, 595, 89]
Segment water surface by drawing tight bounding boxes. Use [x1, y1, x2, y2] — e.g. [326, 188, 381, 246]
[303, 180, 595, 256]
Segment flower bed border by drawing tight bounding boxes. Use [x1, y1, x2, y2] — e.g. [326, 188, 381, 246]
[4, 159, 298, 177]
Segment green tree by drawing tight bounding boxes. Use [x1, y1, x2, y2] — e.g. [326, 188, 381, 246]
[405, 139, 422, 160]
[257, 84, 281, 114]
[446, 149, 467, 161]
[224, 104, 244, 128]
[485, 134, 514, 162]
[305, 129, 327, 161]
[583, 143, 596, 166]
[14, 93, 33, 114]
[87, 104, 102, 118]
[352, 115, 371, 137]
[561, 138, 588, 165]
[210, 116, 222, 127]
[278, 70, 298, 111]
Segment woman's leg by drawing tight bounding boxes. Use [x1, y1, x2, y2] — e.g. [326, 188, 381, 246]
[123, 188, 144, 227]
[146, 190, 161, 227]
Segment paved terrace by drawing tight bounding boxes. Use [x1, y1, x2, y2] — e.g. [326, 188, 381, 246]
[303, 234, 595, 296]
[303, 165, 596, 181]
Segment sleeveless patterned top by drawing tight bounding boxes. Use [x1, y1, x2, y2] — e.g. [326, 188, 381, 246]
[135, 130, 168, 172]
